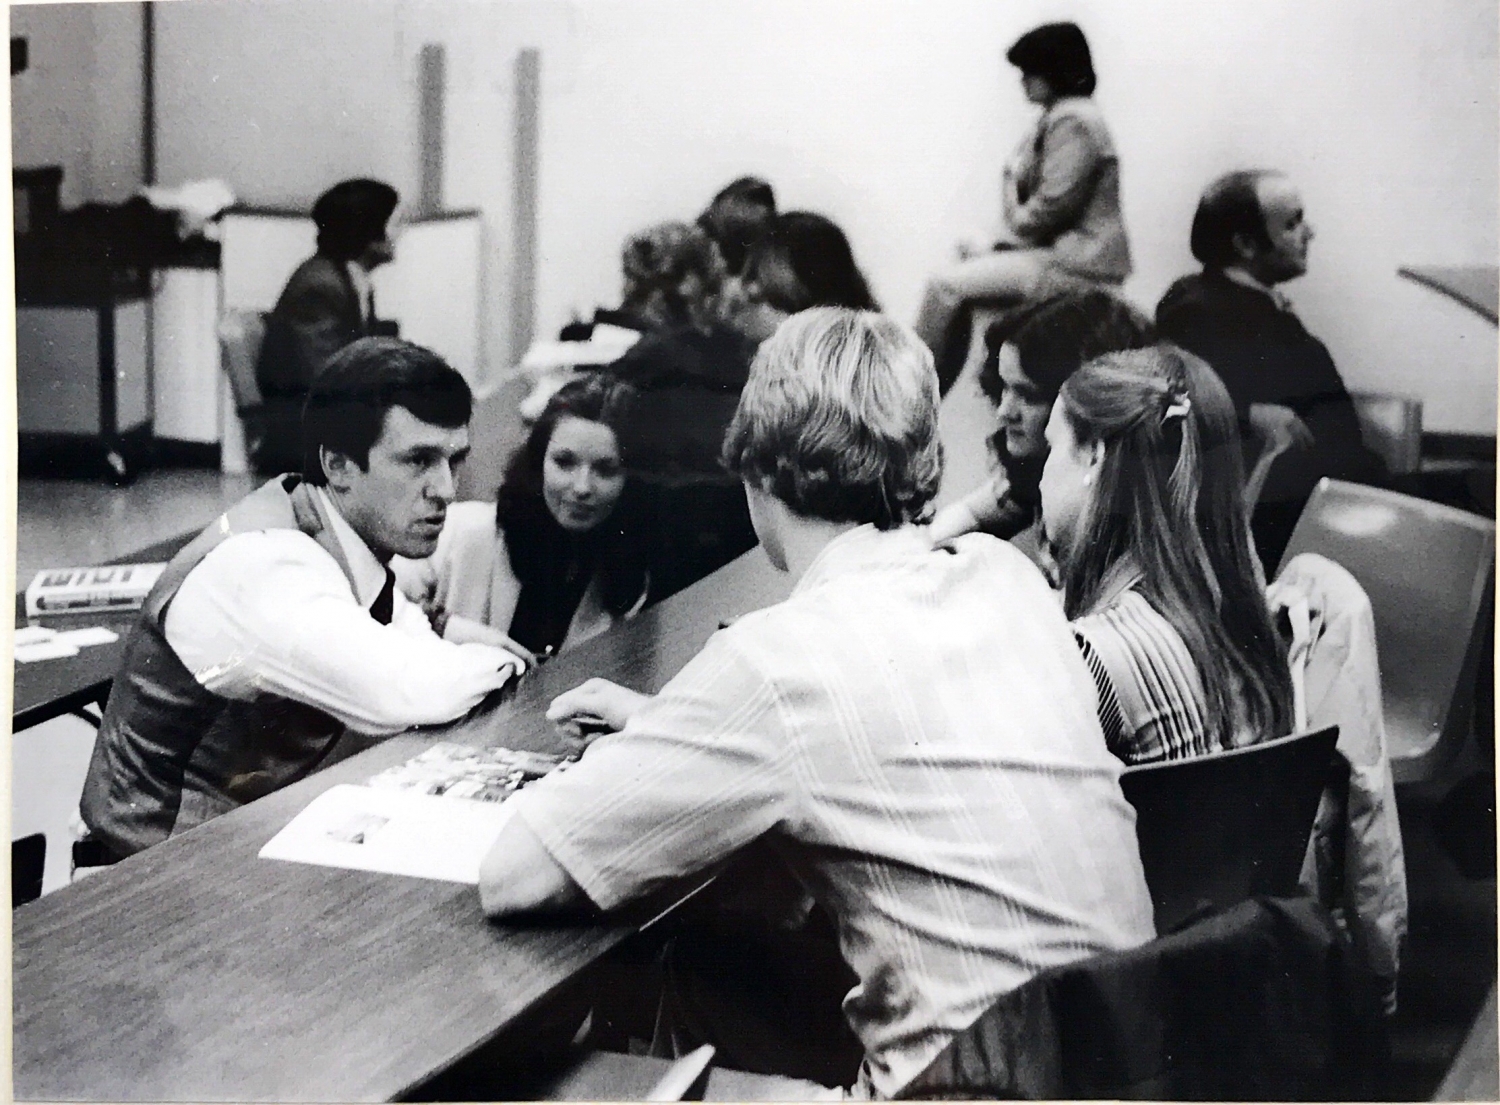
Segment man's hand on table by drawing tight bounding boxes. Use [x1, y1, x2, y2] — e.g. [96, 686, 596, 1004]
[546, 678, 652, 751]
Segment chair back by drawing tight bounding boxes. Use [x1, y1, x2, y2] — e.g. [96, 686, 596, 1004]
[1277, 478, 1495, 782]
[1350, 392, 1423, 475]
[217, 309, 267, 413]
[13, 833, 46, 907]
[1121, 727, 1339, 934]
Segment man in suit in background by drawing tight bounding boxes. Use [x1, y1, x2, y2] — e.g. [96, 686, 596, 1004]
[1156, 170, 1386, 570]
[255, 178, 399, 473]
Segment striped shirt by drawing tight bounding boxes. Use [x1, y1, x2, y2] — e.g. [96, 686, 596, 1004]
[1072, 584, 1247, 764]
[509, 525, 1155, 1096]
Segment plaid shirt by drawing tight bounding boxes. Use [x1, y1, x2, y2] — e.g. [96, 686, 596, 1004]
[510, 525, 1155, 1096]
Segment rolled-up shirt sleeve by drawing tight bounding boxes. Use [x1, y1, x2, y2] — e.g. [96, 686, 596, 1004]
[164, 530, 522, 734]
[507, 630, 796, 910]
[1004, 116, 1101, 245]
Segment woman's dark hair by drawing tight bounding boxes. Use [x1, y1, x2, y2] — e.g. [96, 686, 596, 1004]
[303, 337, 471, 486]
[1055, 345, 1294, 749]
[495, 373, 649, 652]
[312, 178, 398, 262]
[1006, 22, 1096, 97]
[1190, 170, 1277, 269]
[742, 211, 879, 314]
[976, 291, 1154, 521]
[697, 176, 777, 276]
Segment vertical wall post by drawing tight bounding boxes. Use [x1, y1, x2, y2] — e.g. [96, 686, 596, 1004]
[509, 47, 541, 362]
[142, 1, 155, 186]
[416, 43, 445, 217]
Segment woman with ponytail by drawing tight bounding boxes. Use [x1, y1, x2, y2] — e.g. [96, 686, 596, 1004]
[1038, 344, 1293, 763]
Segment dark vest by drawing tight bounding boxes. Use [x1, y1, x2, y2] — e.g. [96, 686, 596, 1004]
[80, 476, 360, 857]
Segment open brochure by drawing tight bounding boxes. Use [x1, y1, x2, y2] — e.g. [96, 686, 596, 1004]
[258, 744, 570, 883]
[366, 741, 571, 803]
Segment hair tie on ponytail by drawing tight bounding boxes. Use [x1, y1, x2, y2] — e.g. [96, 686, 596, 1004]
[1160, 392, 1192, 426]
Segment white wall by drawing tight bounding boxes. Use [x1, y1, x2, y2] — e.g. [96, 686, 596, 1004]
[528, 0, 1499, 434]
[24, 0, 1500, 432]
[11, 2, 146, 207]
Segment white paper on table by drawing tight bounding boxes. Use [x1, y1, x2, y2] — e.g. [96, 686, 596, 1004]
[15, 639, 81, 663]
[15, 625, 57, 647]
[258, 783, 514, 884]
[54, 626, 121, 648]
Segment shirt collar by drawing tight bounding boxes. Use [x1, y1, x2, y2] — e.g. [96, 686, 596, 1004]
[793, 524, 929, 596]
[346, 262, 372, 321]
[314, 486, 388, 608]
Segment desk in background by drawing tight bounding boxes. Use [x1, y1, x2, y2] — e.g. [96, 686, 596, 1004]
[1398, 265, 1499, 326]
[14, 546, 790, 1102]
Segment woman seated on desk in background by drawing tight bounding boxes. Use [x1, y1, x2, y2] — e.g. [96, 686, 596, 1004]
[913, 21, 1132, 392]
[1040, 344, 1406, 1008]
[928, 289, 1153, 570]
[396, 373, 650, 661]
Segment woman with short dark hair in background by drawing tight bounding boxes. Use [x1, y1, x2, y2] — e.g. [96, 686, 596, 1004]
[928, 290, 1153, 570]
[396, 373, 650, 659]
[914, 21, 1132, 393]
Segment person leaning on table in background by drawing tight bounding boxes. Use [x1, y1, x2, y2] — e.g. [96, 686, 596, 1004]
[478, 307, 1155, 1097]
[78, 338, 528, 862]
[394, 372, 652, 661]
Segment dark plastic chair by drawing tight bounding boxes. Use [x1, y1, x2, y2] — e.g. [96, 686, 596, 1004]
[13, 833, 46, 907]
[1277, 478, 1495, 783]
[1121, 727, 1339, 934]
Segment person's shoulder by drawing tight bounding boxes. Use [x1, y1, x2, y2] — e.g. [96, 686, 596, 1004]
[280, 255, 350, 298]
[1156, 272, 1214, 317]
[1044, 97, 1111, 138]
[190, 527, 337, 581]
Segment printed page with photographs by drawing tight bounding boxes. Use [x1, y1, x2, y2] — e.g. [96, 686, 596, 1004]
[258, 743, 570, 883]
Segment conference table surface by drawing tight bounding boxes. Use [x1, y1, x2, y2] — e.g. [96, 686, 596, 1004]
[13, 534, 192, 732]
[13, 546, 793, 1103]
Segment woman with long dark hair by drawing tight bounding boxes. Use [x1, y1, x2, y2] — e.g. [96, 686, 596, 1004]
[396, 373, 649, 659]
[1039, 344, 1294, 763]
[929, 290, 1153, 567]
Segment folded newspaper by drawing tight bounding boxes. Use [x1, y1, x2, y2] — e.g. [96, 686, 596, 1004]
[25, 563, 167, 617]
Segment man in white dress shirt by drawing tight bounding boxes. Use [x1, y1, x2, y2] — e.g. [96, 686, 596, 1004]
[479, 309, 1155, 1096]
[80, 338, 526, 858]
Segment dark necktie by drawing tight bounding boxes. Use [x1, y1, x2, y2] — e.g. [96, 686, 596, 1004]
[370, 567, 395, 626]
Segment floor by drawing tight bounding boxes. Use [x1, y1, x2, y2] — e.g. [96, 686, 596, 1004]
[10, 349, 1493, 1098]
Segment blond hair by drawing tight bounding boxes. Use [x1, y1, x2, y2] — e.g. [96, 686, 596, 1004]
[722, 308, 942, 528]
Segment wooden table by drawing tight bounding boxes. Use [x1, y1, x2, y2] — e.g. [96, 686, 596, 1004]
[13, 546, 791, 1102]
[1398, 265, 1499, 325]
[12, 534, 192, 732]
